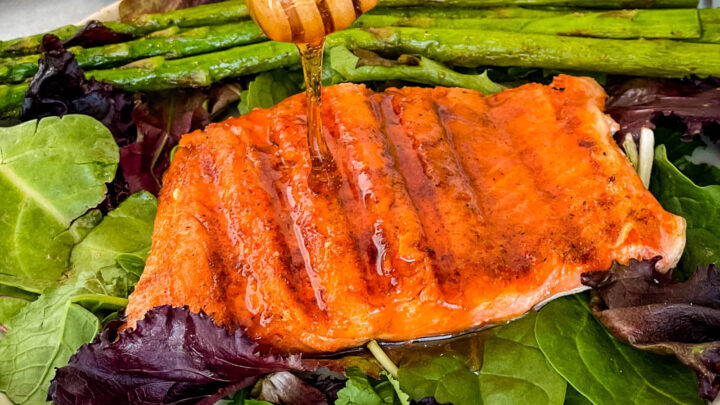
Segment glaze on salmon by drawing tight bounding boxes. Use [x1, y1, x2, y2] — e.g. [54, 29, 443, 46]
[125, 76, 686, 353]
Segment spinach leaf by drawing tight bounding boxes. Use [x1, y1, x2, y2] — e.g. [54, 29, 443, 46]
[398, 356, 478, 405]
[238, 69, 302, 115]
[651, 145, 720, 275]
[675, 156, 720, 187]
[563, 386, 592, 405]
[0, 115, 119, 293]
[535, 295, 702, 405]
[398, 312, 566, 405]
[337, 367, 410, 405]
[0, 193, 156, 405]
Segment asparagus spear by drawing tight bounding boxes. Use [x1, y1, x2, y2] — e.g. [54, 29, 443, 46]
[367, 7, 571, 19]
[696, 9, 720, 44]
[0, 0, 250, 57]
[0, 83, 27, 119]
[0, 22, 267, 83]
[378, 0, 699, 7]
[355, 9, 702, 39]
[328, 45, 505, 94]
[88, 40, 299, 91]
[330, 27, 720, 76]
[3, 26, 720, 114]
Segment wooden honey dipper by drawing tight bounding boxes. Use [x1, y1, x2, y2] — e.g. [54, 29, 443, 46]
[247, 0, 378, 192]
[247, 0, 378, 44]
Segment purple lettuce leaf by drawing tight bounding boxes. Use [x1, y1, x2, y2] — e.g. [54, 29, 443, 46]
[582, 259, 720, 400]
[20, 35, 135, 140]
[124, 90, 209, 195]
[49, 305, 309, 405]
[606, 77, 720, 144]
[63, 20, 134, 49]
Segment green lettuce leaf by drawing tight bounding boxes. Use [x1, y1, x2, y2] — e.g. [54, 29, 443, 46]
[328, 46, 504, 95]
[337, 367, 410, 405]
[651, 144, 720, 275]
[0, 115, 119, 293]
[398, 311, 566, 405]
[535, 295, 701, 405]
[0, 285, 35, 326]
[69, 191, 157, 280]
[0, 270, 121, 405]
[0, 192, 156, 405]
[238, 69, 302, 115]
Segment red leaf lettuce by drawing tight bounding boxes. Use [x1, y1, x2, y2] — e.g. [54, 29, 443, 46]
[124, 90, 209, 195]
[606, 78, 720, 143]
[63, 20, 134, 49]
[582, 258, 720, 400]
[49, 305, 310, 405]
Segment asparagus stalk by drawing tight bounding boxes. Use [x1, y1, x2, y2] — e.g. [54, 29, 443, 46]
[696, 9, 720, 44]
[0, 83, 27, 119]
[88, 40, 299, 91]
[367, 7, 571, 19]
[0, 22, 267, 83]
[329, 27, 720, 76]
[328, 45, 505, 94]
[3, 26, 720, 114]
[377, 0, 699, 7]
[355, 9, 702, 40]
[0, 0, 250, 57]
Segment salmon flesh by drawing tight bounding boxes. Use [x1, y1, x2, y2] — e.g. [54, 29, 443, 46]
[125, 76, 686, 353]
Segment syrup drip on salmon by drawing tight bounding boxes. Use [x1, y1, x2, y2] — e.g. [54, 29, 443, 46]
[247, 0, 378, 191]
[125, 78, 687, 353]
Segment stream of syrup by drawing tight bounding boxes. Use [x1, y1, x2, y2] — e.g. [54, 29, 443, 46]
[246, 0, 378, 192]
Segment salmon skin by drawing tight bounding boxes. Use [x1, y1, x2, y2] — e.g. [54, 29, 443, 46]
[125, 76, 686, 353]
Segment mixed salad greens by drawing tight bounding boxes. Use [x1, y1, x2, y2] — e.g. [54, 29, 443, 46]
[0, 0, 720, 404]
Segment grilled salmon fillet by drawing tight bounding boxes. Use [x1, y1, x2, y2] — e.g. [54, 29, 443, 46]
[126, 76, 686, 353]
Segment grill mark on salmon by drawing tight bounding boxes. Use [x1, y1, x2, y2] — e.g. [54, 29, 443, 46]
[267, 94, 378, 347]
[386, 89, 489, 302]
[126, 77, 687, 353]
[326, 87, 438, 302]
[487, 86, 597, 270]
